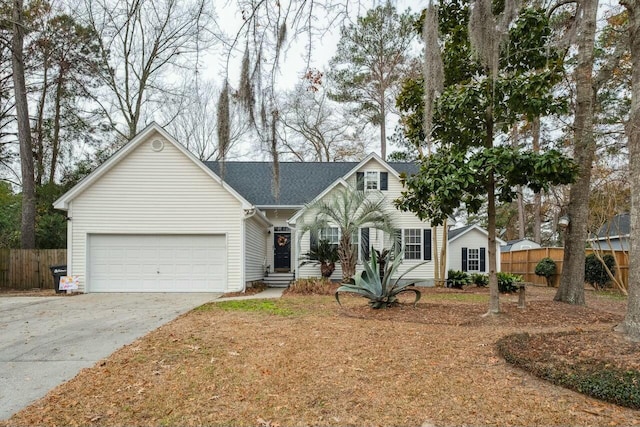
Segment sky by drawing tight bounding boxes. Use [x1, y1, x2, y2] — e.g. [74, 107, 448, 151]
[203, 0, 425, 160]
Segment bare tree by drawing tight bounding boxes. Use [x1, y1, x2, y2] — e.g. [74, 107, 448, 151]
[278, 83, 367, 162]
[11, 0, 36, 248]
[162, 79, 248, 161]
[81, 0, 214, 141]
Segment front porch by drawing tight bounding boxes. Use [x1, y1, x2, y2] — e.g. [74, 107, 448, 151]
[262, 271, 295, 288]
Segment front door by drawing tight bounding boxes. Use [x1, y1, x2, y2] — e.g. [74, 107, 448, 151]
[274, 231, 291, 272]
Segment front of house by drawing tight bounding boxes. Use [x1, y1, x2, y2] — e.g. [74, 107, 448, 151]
[54, 124, 447, 293]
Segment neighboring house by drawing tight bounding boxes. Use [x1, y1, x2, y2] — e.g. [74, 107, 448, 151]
[53, 123, 447, 293]
[589, 213, 629, 251]
[500, 238, 541, 252]
[447, 225, 505, 274]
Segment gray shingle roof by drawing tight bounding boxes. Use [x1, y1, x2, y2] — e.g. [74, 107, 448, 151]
[596, 213, 630, 238]
[447, 225, 472, 241]
[204, 161, 418, 206]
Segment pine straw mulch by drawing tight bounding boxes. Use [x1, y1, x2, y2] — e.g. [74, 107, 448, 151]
[3, 286, 640, 427]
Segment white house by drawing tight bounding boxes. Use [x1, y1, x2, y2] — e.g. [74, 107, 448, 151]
[500, 238, 541, 252]
[53, 123, 447, 293]
[447, 225, 506, 274]
[589, 213, 629, 251]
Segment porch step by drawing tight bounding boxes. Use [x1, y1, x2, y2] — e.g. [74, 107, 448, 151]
[263, 272, 294, 288]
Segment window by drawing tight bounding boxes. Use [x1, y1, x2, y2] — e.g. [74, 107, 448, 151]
[357, 171, 388, 191]
[404, 229, 422, 260]
[319, 227, 339, 245]
[365, 171, 379, 190]
[468, 248, 480, 271]
[318, 227, 361, 261]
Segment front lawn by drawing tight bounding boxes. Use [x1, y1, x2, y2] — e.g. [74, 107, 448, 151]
[3, 287, 638, 427]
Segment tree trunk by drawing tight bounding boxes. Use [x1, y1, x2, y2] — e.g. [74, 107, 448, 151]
[532, 117, 542, 243]
[517, 191, 526, 239]
[486, 104, 499, 314]
[380, 97, 387, 160]
[49, 72, 65, 184]
[338, 233, 356, 282]
[620, 0, 640, 340]
[512, 125, 526, 239]
[555, 0, 598, 305]
[12, 0, 36, 249]
[34, 61, 48, 186]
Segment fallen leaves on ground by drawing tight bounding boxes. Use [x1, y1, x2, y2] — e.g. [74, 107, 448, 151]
[3, 286, 638, 427]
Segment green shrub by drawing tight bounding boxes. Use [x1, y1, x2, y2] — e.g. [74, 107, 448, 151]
[497, 333, 640, 409]
[497, 272, 522, 293]
[335, 250, 424, 309]
[470, 273, 489, 287]
[535, 257, 557, 287]
[446, 270, 471, 289]
[585, 253, 616, 290]
[300, 239, 339, 278]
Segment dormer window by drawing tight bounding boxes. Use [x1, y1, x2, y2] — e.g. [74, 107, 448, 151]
[356, 171, 388, 191]
[365, 171, 379, 190]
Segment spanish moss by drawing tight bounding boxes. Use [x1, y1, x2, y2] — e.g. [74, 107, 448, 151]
[216, 80, 230, 179]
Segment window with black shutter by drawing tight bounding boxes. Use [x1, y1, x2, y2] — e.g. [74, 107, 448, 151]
[423, 229, 432, 260]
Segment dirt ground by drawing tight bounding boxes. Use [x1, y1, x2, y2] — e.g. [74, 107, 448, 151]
[3, 285, 639, 427]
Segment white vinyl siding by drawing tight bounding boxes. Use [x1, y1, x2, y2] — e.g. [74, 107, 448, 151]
[245, 215, 268, 282]
[69, 131, 245, 292]
[447, 227, 502, 273]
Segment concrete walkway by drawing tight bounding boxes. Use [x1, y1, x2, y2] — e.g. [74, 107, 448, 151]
[0, 288, 285, 421]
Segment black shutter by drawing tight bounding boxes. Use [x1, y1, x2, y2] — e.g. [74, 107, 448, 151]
[394, 229, 402, 255]
[380, 172, 388, 190]
[356, 172, 364, 190]
[480, 247, 486, 272]
[462, 247, 468, 272]
[423, 229, 432, 260]
[310, 230, 318, 251]
[361, 228, 370, 261]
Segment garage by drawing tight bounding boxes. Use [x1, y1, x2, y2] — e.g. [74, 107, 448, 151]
[88, 234, 226, 292]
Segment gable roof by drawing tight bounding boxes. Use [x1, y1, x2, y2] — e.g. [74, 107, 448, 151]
[205, 160, 418, 207]
[53, 123, 253, 210]
[500, 238, 540, 252]
[594, 213, 630, 239]
[448, 224, 506, 245]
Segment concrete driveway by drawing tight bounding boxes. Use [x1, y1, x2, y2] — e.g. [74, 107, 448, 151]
[0, 293, 219, 421]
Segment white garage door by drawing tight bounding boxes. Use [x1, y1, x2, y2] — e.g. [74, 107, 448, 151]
[88, 234, 226, 292]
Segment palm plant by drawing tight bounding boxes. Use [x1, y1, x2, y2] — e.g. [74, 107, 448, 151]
[298, 185, 395, 282]
[335, 248, 424, 309]
[300, 239, 339, 278]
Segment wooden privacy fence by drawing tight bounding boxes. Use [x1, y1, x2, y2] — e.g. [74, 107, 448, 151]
[501, 247, 629, 288]
[0, 249, 67, 290]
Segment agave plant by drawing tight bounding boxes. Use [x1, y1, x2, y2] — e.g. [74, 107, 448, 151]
[335, 248, 425, 309]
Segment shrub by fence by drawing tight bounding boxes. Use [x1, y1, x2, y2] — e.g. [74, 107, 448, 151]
[501, 247, 628, 289]
[0, 249, 67, 290]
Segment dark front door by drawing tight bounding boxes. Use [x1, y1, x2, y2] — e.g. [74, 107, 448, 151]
[274, 232, 291, 271]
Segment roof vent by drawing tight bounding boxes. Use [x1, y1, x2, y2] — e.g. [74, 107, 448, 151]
[151, 139, 164, 152]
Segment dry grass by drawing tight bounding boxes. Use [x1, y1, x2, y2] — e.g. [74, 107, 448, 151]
[3, 286, 639, 427]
